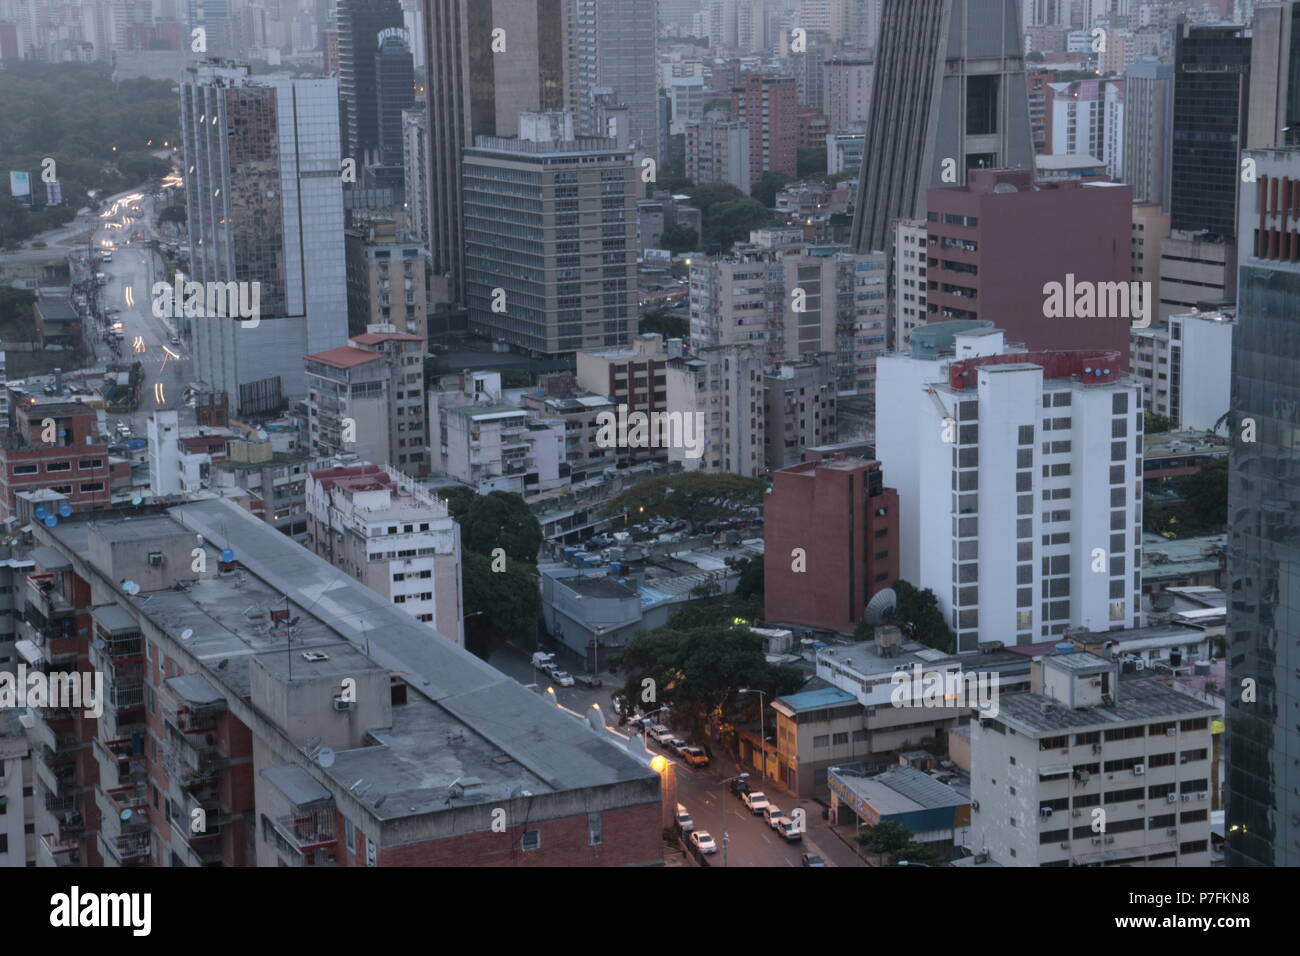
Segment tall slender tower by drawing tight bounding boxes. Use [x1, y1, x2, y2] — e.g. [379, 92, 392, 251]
[422, 0, 569, 304]
[338, 0, 405, 164]
[848, 0, 1033, 255]
[1226, 146, 1300, 868]
[569, 0, 659, 163]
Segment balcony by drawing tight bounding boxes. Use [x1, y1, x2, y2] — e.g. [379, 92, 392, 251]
[93, 735, 146, 788]
[98, 830, 151, 866]
[39, 833, 82, 867]
[163, 737, 226, 789]
[272, 806, 337, 853]
[34, 746, 79, 796]
[26, 573, 73, 621]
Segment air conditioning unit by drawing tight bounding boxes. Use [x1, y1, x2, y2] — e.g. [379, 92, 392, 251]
[1040, 807, 1053, 818]
[332, 696, 352, 711]
[1091, 837, 1103, 845]
[1165, 728, 1176, 736]
[1166, 828, 1177, 835]
[1132, 764, 1145, 775]
[971, 800, 979, 811]
[1060, 842, 1070, 850]
[1166, 793, 1178, 804]
[1104, 836, 1115, 844]
[1092, 743, 1101, 754]
[1198, 791, 1208, 800]
[1072, 810, 1082, 818]
[1182, 794, 1192, 802]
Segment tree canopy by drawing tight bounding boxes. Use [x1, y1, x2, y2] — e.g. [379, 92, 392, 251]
[639, 307, 689, 340]
[890, 580, 955, 654]
[611, 624, 803, 741]
[0, 62, 177, 243]
[601, 471, 768, 522]
[855, 820, 939, 866]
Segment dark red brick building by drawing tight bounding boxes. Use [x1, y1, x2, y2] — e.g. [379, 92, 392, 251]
[0, 401, 111, 520]
[924, 168, 1134, 367]
[764, 456, 899, 634]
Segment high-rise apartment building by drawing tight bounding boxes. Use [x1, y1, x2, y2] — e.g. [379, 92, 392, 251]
[1044, 78, 1125, 181]
[422, 0, 570, 304]
[372, 29, 417, 184]
[400, 106, 430, 246]
[181, 63, 348, 417]
[306, 461, 463, 642]
[569, 0, 659, 163]
[822, 57, 873, 132]
[849, 0, 1034, 255]
[764, 456, 900, 634]
[1123, 59, 1173, 211]
[763, 353, 838, 470]
[345, 218, 429, 343]
[685, 115, 751, 193]
[463, 129, 637, 356]
[971, 650, 1217, 867]
[305, 329, 428, 477]
[893, 218, 929, 349]
[1226, 146, 1300, 867]
[338, 0, 404, 163]
[731, 73, 799, 185]
[923, 169, 1134, 363]
[876, 323, 1142, 651]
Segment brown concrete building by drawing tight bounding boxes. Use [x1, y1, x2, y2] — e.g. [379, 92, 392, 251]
[730, 73, 798, 185]
[763, 456, 899, 635]
[924, 168, 1134, 366]
[344, 218, 429, 345]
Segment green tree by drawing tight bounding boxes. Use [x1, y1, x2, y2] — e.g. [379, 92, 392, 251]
[729, 555, 764, 601]
[639, 307, 689, 340]
[702, 197, 774, 252]
[458, 491, 543, 564]
[500, 368, 532, 388]
[1144, 411, 1174, 434]
[892, 580, 955, 653]
[439, 485, 478, 520]
[657, 224, 699, 254]
[1178, 458, 1229, 532]
[751, 171, 792, 209]
[797, 147, 827, 178]
[0, 285, 37, 340]
[611, 625, 803, 739]
[668, 594, 762, 630]
[461, 550, 540, 660]
[854, 820, 938, 866]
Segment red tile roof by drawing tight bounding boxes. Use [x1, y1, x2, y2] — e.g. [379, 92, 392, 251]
[305, 346, 383, 368]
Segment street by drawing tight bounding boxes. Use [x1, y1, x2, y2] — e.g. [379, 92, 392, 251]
[489, 642, 864, 868]
[86, 191, 197, 438]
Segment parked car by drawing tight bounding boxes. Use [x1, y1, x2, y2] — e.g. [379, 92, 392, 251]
[690, 831, 717, 855]
[668, 737, 688, 755]
[675, 804, 695, 833]
[550, 670, 575, 687]
[649, 725, 675, 745]
[531, 651, 556, 670]
[679, 746, 709, 767]
[742, 791, 770, 814]
[780, 820, 803, 842]
[763, 805, 785, 829]
[729, 777, 751, 798]
[577, 675, 602, 688]
[801, 853, 826, 867]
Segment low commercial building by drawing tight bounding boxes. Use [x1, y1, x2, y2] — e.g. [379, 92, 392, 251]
[828, 764, 971, 854]
[970, 650, 1217, 867]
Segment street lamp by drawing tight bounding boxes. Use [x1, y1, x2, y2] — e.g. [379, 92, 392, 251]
[738, 688, 768, 786]
[718, 773, 749, 867]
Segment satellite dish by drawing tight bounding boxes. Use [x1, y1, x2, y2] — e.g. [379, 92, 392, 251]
[180, 628, 194, 642]
[120, 809, 133, 821]
[220, 549, 235, 563]
[122, 580, 141, 596]
[317, 747, 336, 768]
[43, 515, 58, 528]
[131, 497, 143, 506]
[58, 503, 73, 517]
[865, 587, 898, 626]
[34, 507, 48, 520]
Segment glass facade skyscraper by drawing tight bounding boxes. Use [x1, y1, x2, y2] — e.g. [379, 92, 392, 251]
[1226, 147, 1300, 867]
[1170, 22, 1251, 240]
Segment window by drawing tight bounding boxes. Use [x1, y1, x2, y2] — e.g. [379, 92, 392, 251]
[832, 732, 849, 746]
[813, 735, 829, 748]
[46, 461, 71, 472]
[522, 830, 541, 851]
[12, 464, 37, 476]
[588, 812, 602, 846]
